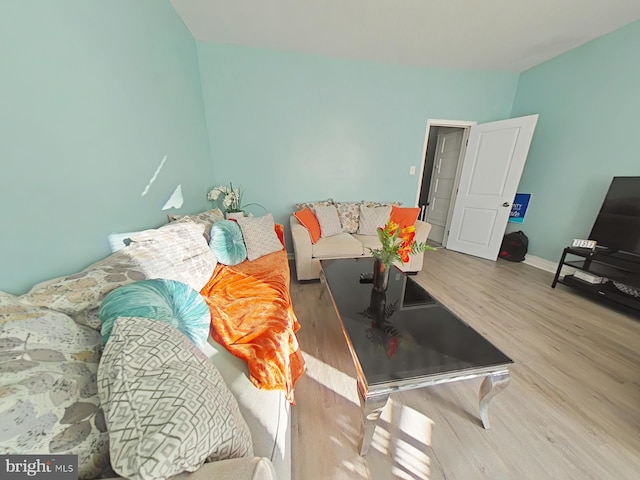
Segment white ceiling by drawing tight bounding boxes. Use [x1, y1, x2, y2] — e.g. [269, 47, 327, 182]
[170, 0, 640, 72]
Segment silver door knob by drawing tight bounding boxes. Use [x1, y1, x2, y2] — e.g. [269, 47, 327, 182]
[502, 202, 511, 207]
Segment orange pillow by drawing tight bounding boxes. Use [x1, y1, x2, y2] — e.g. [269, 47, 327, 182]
[294, 208, 321, 244]
[390, 206, 420, 231]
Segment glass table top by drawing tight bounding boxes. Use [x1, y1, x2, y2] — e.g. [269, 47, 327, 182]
[321, 258, 513, 388]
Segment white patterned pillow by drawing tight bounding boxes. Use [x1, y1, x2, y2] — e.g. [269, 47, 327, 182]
[315, 205, 343, 238]
[19, 249, 147, 316]
[98, 317, 253, 479]
[126, 221, 217, 291]
[335, 202, 361, 233]
[0, 292, 109, 480]
[236, 214, 284, 261]
[358, 204, 392, 235]
[168, 208, 225, 243]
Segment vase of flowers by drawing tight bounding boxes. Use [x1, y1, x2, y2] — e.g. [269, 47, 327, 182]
[368, 219, 435, 292]
[206, 182, 264, 218]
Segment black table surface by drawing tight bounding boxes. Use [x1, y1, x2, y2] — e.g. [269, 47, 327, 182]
[321, 258, 513, 387]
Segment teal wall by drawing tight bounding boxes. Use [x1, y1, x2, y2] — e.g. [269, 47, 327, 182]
[0, 1, 212, 294]
[511, 20, 640, 263]
[197, 43, 519, 246]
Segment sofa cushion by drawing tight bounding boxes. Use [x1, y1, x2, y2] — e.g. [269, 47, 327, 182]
[126, 221, 217, 292]
[210, 220, 247, 266]
[98, 279, 211, 350]
[312, 233, 364, 259]
[0, 291, 109, 480]
[314, 205, 343, 238]
[335, 202, 361, 234]
[236, 214, 284, 261]
[202, 338, 289, 480]
[357, 204, 392, 235]
[390, 206, 421, 230]
[352, 233, 383, 256]
[293, 208, 321, 243]
[19, 249, 147, 316]
[98, 317, 253, 480]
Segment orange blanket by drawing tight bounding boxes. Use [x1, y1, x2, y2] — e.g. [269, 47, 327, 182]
[200, 228, 305, 403]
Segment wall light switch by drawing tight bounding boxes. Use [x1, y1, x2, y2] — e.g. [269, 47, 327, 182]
[409, 166, 416, 175]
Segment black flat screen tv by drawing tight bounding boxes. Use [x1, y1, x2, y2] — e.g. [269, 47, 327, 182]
[588, 176, 640, 257]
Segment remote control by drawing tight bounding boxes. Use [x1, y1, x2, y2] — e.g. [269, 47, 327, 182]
[359, 272, 373, 283]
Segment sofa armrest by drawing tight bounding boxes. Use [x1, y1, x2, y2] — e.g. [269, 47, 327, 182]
[102, 457, 277, 480]
[290, 215, 316, 281]
[396, 220, 432, 273]
[414, 220, 431, 244]
[173, 457, 277, 480]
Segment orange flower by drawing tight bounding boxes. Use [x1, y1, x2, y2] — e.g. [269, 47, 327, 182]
[398, 243, 412, 263]
[385, 221, 399, 237]
[370, 218, 433, 267]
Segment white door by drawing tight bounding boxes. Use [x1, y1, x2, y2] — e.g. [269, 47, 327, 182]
[446, 114, 539, 260]
[426, 130, 464, 244]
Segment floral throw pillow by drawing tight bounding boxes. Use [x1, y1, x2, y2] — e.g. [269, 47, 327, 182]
[295, 198, 334, 212]
[335, 202, 361, 234]
[0, 292, 109, 479]
[19, 249, 147, 316]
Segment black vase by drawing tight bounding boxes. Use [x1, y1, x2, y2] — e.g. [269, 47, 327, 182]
[372, 258, 390, 292]
[369, 288, 387, 329]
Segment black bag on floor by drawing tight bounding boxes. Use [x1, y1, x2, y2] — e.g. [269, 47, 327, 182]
[499, 231, 528, 262]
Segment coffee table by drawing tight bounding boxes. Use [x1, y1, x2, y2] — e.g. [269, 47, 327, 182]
[320, 258, 513, 455]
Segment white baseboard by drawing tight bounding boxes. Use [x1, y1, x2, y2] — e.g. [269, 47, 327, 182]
[523, 255, 558, 274]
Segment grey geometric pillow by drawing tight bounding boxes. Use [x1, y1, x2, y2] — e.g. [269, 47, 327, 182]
[98, 317, 253, 480]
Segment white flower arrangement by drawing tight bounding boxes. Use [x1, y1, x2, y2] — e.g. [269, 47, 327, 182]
[207, 182, 265, 214]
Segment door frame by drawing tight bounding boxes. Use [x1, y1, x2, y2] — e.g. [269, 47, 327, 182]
[415, 119, 476, 245]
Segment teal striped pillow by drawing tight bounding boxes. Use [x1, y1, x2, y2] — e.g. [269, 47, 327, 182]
[209, 220, 247, 265]
[98, 279, 210, 350]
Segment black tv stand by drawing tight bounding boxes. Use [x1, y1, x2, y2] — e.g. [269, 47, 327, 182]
[552, 247, 640, 315]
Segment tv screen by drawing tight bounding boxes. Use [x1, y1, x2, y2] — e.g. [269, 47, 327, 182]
[589, 177, 640, 255]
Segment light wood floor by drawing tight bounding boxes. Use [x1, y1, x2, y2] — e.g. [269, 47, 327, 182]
[289, 249, 640, 480]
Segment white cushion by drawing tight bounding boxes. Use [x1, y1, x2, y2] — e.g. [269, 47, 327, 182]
[352, 233, 383, 256]
[202, 338, 289, 480]
[357, 205, 392, 235]
[314, 205, 343, 238]
[236, 214, 283, 261]
[312, 233, 364, 258]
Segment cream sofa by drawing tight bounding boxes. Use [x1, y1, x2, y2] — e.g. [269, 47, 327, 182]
[290, 215, 432, 281]
[0, 218, 291, 480]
